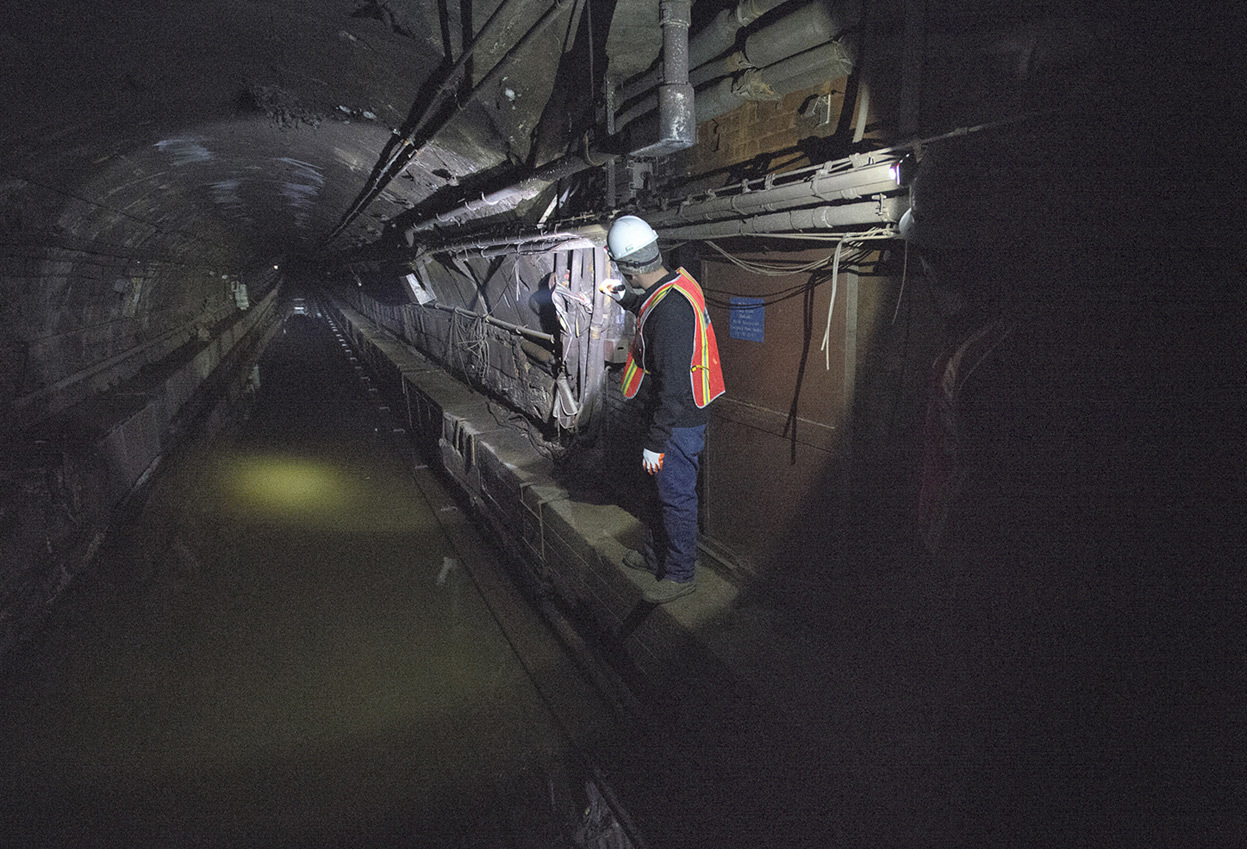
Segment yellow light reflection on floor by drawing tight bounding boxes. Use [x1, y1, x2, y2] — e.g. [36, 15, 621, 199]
[211, 450, 433, 533]
[229, 455, 343, 512]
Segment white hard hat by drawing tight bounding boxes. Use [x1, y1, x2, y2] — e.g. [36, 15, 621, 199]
[607, 215, 660, 268]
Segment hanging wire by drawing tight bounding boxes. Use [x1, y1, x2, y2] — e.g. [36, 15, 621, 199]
[701, 250, 869, 309]
[818, 237, 846, 371]
[486, 398, 566, 462]
[699, 227, 896, 276]
[451, 311, 491, 382]
[701, 240, 844, 276]
[891, 239, 910, 326]
[683, 226, 897, 369]
[688, 228, 903, 371]
[699, 228, 896, 316]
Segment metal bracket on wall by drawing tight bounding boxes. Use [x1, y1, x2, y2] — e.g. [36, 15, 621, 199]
[625, 159, 653, 201]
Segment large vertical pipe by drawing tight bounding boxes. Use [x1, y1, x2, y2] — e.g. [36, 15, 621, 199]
[630, 0, 695, 157]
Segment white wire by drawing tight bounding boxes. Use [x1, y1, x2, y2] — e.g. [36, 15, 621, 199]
[703, 240, 835, 276]
[891, 239, 909, 326]
[702, 227, 898, 278]
[819, 238, 845, 371]
[812, 229, 902, 370]
[696, 226, 899, 245]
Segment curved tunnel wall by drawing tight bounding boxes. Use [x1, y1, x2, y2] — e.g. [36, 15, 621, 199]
[0, 165, 285, 662]
[1, 3, 1237, 842]
[0, 0, 592, 665]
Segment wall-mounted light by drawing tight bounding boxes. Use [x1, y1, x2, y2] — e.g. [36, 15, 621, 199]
[891, 153, 918, 187]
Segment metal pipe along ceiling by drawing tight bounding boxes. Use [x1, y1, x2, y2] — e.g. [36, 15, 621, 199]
[694, 39, 856, 124]
[646, 158, 898, 227]
[328, 0, 574, 243]
[654, 196, 907, 240]
[403, 153, 601, 241]
[403, 0, 693, 237]
[407, 147, 904, 255]
[739, 0, 861, 70]
[616, 0, 860, 130]
[636, 150, 907, 239]
[618, 0, 792, 103]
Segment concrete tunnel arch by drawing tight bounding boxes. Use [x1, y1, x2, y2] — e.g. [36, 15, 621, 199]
[0, 2, 1238, 846]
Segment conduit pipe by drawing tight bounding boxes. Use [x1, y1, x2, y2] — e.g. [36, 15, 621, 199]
[328, 0, 575, 243]
[617, 1, 860, 130]
[404, 153, 604, 241]
[646, 157, 897, 228]
[694, 39, 857, 123]
[443, 236, 600, 260]
[402, 1, 851, 242]
[431, 303, 557, 345]
[328, 0, 528, 241]
[654, 196, 908, 240]
[405, 151, 897, 253]
[740, 0, 861, 69]
[620, 36, 857, 129]
[424, 224, 607, 258]
[618, 0, 791, 104]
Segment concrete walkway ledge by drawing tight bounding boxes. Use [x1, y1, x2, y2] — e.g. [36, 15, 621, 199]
[328, 300, 748, 710]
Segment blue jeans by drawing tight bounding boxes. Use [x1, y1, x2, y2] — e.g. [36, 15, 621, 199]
[642, 425, 705, 583]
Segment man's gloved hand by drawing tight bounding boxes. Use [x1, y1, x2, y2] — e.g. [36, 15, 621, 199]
[598, 278, 627, 302]
[642, 449, 665, 475]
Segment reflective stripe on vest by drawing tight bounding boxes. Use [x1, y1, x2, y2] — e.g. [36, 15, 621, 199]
[621, 268, 725, 408]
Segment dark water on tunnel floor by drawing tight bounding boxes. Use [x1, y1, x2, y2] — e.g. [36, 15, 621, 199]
[0, 308, 601, 848]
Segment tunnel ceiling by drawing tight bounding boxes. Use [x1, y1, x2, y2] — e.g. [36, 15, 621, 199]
[1, 0, 598, 272]
[3, 0, 1153, 278]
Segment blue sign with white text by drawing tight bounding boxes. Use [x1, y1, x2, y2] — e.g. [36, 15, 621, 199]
[729, 297, 765, 343]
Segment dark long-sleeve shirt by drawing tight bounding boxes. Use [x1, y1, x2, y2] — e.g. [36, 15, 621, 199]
[622, 271, 711, 453]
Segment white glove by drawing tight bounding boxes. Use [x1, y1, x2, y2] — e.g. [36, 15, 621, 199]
[642, 449, 665, 475]
[598, 278, 627, 302]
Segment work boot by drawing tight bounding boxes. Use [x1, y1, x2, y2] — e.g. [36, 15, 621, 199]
[643, 578, 696, 604]
[622, 550, 654, 574]
[623, 550, 701, 574]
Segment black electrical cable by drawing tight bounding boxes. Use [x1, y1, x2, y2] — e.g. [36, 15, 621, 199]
[781, 273, 819, 465]
[701, 249, 875, 308]
[887, 261, 916, 442]
[485, 397, 567, 462]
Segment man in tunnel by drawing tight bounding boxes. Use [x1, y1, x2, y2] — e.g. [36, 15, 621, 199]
[602, 215, 725, 604]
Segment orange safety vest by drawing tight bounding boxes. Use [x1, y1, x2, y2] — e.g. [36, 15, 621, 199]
[621, 268, 725, 407]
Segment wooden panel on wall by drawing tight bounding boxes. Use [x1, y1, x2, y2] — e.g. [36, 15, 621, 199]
[700, 250, 855, 570]
[703, 249, 851, 435]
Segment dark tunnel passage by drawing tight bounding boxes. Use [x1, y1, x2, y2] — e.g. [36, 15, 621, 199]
[2, 1, 1241, 847]
[0, 305, 619, 847]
